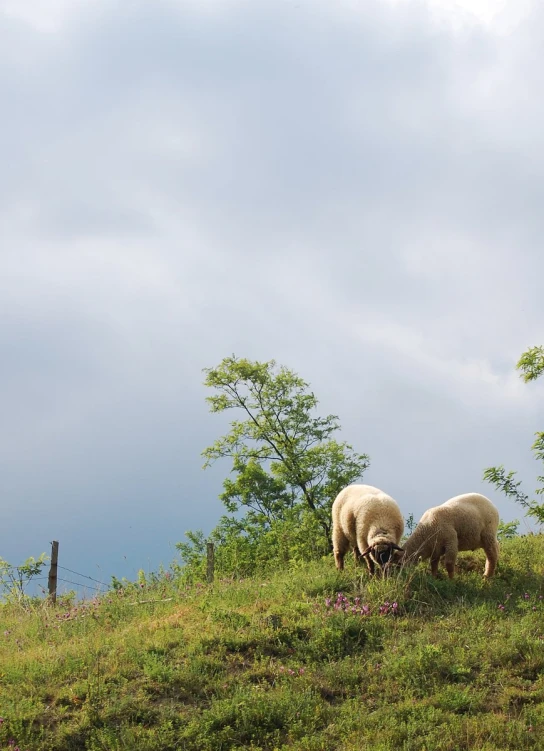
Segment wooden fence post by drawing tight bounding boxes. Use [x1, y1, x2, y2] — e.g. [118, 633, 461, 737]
[48, 540, 59, 604]
[206, 541, 215, 584]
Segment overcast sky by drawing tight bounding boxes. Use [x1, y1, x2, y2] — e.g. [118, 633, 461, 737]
[1, 0, 543, 592]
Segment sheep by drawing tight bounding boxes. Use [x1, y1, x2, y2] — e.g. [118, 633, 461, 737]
[397, 492, 500, 579]
[332, 484, 404, 575]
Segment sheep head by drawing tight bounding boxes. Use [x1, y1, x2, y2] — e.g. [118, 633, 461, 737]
[361, 541, 404, 568]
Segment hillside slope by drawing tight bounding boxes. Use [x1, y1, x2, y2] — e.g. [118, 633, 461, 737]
[1, 535, 543, 750]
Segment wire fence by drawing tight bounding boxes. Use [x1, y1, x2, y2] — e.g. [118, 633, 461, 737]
[58, 566, 106, 586]
[57, 576, 103, 592]
[1, 548, 110, 599]
[9, 576, 49, 586]
[1, 574, 105, 592]
[2, 537, 205, 602]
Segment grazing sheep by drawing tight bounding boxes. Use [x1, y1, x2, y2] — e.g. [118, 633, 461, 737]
[398, 492, 500, 579]
[332, 484, 404, 575]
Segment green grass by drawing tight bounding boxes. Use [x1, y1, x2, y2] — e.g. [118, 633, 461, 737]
[1, 535, 544, 750]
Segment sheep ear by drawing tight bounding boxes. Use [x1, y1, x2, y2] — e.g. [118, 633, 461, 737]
[360, 546, 373, 557]
[390, 544, 404, 552]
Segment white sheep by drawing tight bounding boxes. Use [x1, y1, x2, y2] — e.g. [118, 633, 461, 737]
[332, 484, 404, 575]
[398, 492, 500, 579]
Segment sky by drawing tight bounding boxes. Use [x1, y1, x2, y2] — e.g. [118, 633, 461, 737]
[1, 0, 543, 594]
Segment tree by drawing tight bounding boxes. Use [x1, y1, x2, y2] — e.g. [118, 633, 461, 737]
[483, 345, 544, 526]
[0, 553, 48, 605]
[201, 356, 370, 550]
[517, 346, 544, 383]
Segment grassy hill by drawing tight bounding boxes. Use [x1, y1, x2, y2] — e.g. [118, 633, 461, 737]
[1, 535, 543, 751]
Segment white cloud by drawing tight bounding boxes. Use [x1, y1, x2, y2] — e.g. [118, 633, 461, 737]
[1, 0, 543, 575]
[379, 0, 536, 33]
[0, 0, 92, 32]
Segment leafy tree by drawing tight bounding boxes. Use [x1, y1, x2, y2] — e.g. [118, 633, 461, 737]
[497, 519, 520, 541]
[516, 346, 544, 383]
[202, 356, 370, 544]
[0, 553, 48, 605]
[177, 357, 370, 576]
[404, 512, 416, 536]
[484, 345, 544, 526]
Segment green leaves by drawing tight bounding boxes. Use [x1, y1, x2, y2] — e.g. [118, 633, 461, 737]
[533, 432, 544, 499]
[201, 355, 370, 555]
[483, 467, 531, 509]
[484, 465, 544, 526]
[219, 458, 295, 520]
[0, 553, 48, 604]
[497, 519, 520, 541]
[516, 346, 544, 383]
[484, 345, 544, 527]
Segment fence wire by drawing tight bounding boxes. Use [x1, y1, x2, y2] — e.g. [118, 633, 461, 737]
[3, 548, 135, 596]
[2, 565, 106, 593]
[57, 565, 105, 586]
[57, 577, 104, 592]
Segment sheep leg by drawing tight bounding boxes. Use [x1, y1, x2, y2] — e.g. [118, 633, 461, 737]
[443, 543, 458, 579]
[333, 530, 350, 571]
[364, 555, 376, 576]
[481, 536, 499, 578]
[430, 557, 440, 577]
[334, 549, 345, 571]
[352, 547, 363, 566]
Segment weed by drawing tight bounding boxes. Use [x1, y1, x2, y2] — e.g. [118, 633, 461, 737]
[0, 536, 543, 749]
